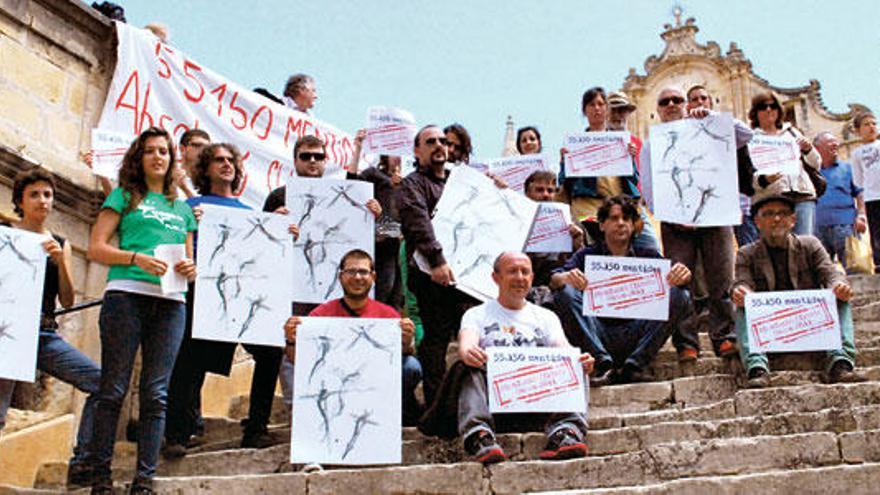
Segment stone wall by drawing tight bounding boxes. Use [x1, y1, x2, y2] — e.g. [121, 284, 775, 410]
[0, 0, 114, 422]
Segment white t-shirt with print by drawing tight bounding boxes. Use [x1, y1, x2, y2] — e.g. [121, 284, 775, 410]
[460, 299, 569, 349]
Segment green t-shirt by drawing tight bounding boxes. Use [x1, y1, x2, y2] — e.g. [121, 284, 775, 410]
[102, 188, 197, 285]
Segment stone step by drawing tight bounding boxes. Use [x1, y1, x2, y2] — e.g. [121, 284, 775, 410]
[537, 462, 880, 494]
[140, 431, 877, 494]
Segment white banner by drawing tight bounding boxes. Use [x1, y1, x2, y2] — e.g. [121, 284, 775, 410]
[745, 289, 841, 353]
[474, 155, 550, 193]
[90, 128, 131, 179]
[487, 347, 587, 414]
[526, 202, 573, 253]
[748, 135, 801, 177]
[96, 22, 354, 207]
[563, 132, 631, 178]
[583, 256, 671, 321]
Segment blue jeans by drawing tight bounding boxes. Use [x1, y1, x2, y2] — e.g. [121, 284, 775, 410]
[632, 208, 662, 254]
[555, 285, 691, 371]
[794, 200, 816, 236]
[735, 214, 759, 247]
[87, 291, 185, 482]
[402, 355, 423, 426]
[735, 301, 856, 374]
[818, 224, 853, 267]
[0, 330, 100, 467]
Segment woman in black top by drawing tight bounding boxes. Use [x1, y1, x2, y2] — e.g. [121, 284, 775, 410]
[0, 168, 101, 488]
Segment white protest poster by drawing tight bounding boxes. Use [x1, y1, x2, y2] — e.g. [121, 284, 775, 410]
[365, 106, 417, 157]
[482, 155, 549, 193]
[192, 205, 292, 347]
[291, 317, 401, 465]
[90, 128, 132, 179]
[648, 113, 740, 226]
[286, 178, 374, 304]
[563, 132, 632, 178]
[854, 142, 880, 201]
[582, 256, 671, 321]
[526, 202, 573, 253]
[748, 135, 801, 176]
[0, 227, 47, 382]
[97, 22, 355, 208]
[420, 166, 539, 300]
[154, 244, 187, 295]
[745, 290, 841, 353]
[487, 347, 587, 414]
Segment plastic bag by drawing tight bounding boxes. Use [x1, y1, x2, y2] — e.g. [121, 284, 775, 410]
[846, 233, 875, 274]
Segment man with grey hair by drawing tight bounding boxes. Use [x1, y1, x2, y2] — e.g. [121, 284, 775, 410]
[814, 131, 867, 269]
[283, 73, 317, 114]
[456, 251, 593, 464]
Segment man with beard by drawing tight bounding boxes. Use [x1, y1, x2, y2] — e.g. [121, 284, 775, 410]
[282, 249, 423, 424]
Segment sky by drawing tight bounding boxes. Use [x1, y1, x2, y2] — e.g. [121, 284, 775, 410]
[121, 1, 878, 158]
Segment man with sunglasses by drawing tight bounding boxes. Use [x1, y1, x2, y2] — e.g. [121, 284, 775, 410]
[731, 195, 861, 388]
[282, 249, 423, 425]
[654, 87, 752, 362]
[397, 125, 482, 407]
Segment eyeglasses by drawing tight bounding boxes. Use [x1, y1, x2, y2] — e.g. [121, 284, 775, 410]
[424, 137, 448, 146]
[658, 96, 685, 107]
[212, 155, 234, 163]
[340, 268, 372, 277]
[759, 209, 793, 219]
[757, 102, 780, 111]
[297, 152, 326, 162]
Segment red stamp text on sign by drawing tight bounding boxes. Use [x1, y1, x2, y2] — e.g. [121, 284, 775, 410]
[492, 359, 580, 407]
[367, 125, 412, 152]
[586, 271, 666, 311]
[750, 300, 835, 348]
[750, 145, 799, 171]
[567, 141, 628, 173]
[527, 208, 567, 245]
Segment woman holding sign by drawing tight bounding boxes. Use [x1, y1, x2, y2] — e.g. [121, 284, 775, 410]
[748, 92, 822, 236]
[86, 127, 197, 493]
[0, 168, 102, 488]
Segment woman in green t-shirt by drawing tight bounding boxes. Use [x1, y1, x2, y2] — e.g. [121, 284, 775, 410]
[86, 127, 197, 494]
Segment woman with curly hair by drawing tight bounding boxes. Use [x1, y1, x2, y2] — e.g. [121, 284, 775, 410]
[86, 126, 197, 494]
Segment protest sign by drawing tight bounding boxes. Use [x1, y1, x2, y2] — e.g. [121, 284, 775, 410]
[745, 289, 841, 353]
[0, 227, 47, 382]
[291, 317, 401, 465]
[287, 178, 374, 304]
[648, 113, 740, 226]
[154, 244, 187, 295]
[487, 347, 587, 414]
[748, 135, 801, 176]
[90, 128, 131, 179]
[526, 202, 573, 253]
[365, 106, 416, 157]
[97, 22, 354, 208]
[583, 256, 671, 321]
[481, 155, 549, 193]
[192, 205, 293, 347]
[563, 132, 631, 178]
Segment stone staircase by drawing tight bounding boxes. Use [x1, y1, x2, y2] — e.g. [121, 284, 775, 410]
[4, 275, 880, 494]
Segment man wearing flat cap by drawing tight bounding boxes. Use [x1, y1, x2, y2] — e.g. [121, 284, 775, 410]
[731, 195, 861, 388]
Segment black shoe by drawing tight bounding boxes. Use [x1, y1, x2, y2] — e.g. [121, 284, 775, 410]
[67, 462, 95, 489]
[825, 361, 865, 384]
[746, 367, 770, 388]
[463, 430, 506, 464]
[589, 362, 615, 387]
[619, 364, 655, 384]
[241, 430, 274, 449]
[129, 478, 155, 494]
[539, 427, 587, 460]
[90, 479, 113, 495]
[161, 441, 187, 459]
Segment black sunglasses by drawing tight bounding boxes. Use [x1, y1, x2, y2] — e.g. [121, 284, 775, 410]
[757, 102, 780, 111]
[658, 96, 685, 107]
[297, 152, 326, 162]
[424, 137, 448, 146]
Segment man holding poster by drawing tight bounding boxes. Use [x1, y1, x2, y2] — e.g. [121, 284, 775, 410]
[456, 252, 593, 464]
[552, 196, 692, 386]
[731, 195, 860, 388]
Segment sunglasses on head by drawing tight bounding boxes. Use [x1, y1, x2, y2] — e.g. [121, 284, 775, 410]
[297, 151, 326, 161]
[757, 102, 780, 111]
[424, 137, 448, 146]
[658, 96, 685, 107]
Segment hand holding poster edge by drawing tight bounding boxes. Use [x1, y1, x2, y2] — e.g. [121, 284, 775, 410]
[486, 346, 588, 414]
[744, 289, 842, 353]
[582, 255, 671, 321]
[563, 131, 632, 178]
